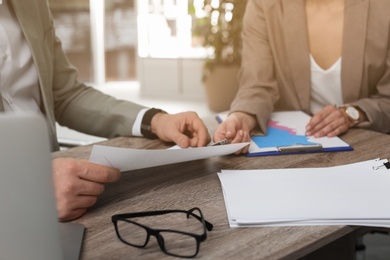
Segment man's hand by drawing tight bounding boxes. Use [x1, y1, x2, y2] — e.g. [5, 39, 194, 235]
[151, 111, 211, 148]
[306, 105, 353, 137]
[52, 158, 121, 221]
[213, 112, 256, 154]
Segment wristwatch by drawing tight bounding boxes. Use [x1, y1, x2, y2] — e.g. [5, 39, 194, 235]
[141, 108, 166, 139]
[339, 105, 360, 125]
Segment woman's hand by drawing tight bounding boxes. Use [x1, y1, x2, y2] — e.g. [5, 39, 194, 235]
[306, 105, 354, 137]
[213, 112, 256, 154]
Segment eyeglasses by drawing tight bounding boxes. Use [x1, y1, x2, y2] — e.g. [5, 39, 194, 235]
[111, 207, 213, 258]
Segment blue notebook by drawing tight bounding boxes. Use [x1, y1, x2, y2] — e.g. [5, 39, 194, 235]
[216, 111, 353, 156]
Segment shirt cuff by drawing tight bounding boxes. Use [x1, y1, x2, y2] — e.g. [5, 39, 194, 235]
[132, 108, 148, 136]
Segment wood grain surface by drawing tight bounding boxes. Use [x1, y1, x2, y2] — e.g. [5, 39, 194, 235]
[52, 118, 390, 260]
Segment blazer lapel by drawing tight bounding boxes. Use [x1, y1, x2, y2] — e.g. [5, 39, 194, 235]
[342, 0, 368, 103]
[9, 0, 58, 150]
[282, 0, 311, 111]
[9, 0, 43, 53]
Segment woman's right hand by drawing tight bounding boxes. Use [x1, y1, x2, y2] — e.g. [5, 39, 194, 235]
[213, 112, 257, 154]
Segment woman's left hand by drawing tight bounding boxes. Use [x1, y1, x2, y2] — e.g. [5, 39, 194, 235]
[306, 105, 353, 137]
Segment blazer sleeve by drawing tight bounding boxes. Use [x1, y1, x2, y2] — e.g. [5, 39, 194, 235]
[229, 0, 279, 134]
[354, 39, 390, 134]
[349, 2, 390, 134]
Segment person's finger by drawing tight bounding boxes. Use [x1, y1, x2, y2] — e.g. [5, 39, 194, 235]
[188, 118, 211, 147]
[77, 180, 105, 196]
[155, 112, 210, 147]
[77, 162, 121, 183]
[307, 113, 330, 133]
[182, 124, 210, 147]
[307, 107, 343, 135]
[231, 131, 251, 154]
[72, 195, 99, 209]
[193, 127, 211, 147]
[173, 133, 191, 148]
[315, 116, 350, 137]
[242, 130, 251, 142]
[240, 141, 251, 154]
[213, 123, 230, 141]
[326, 124, 349, 137]
[57, 195, 97, 221]
[59, 177, 105, 197]
[223, 120, 240, 139]
[310, 110, 349, 137]
[230, 129, 244, 144]
[306, 105, 336, 132]
[59, 208, 88, 222]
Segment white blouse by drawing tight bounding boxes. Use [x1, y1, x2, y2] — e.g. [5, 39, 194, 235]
[309, 54, 343, 114]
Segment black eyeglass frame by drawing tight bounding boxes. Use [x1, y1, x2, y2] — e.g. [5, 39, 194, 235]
[111, 207, 213, 258]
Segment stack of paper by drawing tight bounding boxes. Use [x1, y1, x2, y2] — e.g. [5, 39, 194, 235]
[218, 159, 390, 228]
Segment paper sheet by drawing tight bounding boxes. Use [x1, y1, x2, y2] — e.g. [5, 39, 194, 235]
[218, 159, 390, 228]
[89, 142, 250, 172]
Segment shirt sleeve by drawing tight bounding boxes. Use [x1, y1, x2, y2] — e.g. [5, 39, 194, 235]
[132, 108, 148, 136]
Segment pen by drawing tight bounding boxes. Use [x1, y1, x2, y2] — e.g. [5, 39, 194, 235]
[212, 139, 229, 146]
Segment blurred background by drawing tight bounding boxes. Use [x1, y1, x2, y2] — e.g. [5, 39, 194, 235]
[49, 0, 210, 97]
[49, 0, 213, 144]
[50, 0, 244, 144]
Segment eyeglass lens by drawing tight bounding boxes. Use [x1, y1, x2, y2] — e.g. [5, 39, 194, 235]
[117, 220, 148, 247]
[158, 231, 198, 257]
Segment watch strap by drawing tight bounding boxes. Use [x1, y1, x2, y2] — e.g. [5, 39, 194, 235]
[141, 108, 165, 139]
[339, 105, 360, 125]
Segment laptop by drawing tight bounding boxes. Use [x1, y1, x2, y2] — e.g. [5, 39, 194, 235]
[0, 113, 84, 260]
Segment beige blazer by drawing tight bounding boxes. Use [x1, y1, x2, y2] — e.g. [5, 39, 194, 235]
[2, 0, 145, 151]
[231, 0, 390, 134]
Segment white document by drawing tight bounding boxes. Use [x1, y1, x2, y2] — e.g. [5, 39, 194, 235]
[218, 158, 390, 228]
[89, 142, 249, 172]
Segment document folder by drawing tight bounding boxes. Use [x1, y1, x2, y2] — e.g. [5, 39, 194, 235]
[216, 111, 352, 156]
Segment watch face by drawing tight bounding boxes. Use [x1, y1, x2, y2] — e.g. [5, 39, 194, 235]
[346, 106, 360, 121]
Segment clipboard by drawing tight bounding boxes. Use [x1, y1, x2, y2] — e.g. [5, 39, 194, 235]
[216, 111, 353, 156]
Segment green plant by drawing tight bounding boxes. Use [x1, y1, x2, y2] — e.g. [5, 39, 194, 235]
[191, 0, 247, 71]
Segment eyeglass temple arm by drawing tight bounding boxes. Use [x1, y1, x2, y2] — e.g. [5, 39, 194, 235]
[112, 208, 213, 231]
[187, 207, 213, 231]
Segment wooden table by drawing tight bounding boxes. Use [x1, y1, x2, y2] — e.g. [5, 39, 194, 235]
[53, 119, 390, 260]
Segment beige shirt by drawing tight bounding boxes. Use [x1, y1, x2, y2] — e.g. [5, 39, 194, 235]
[231, 0, 390, 134]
